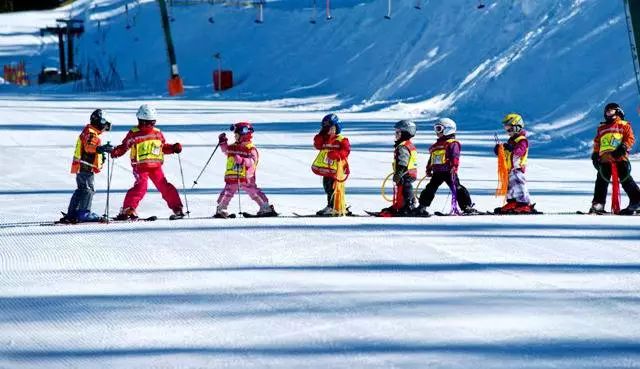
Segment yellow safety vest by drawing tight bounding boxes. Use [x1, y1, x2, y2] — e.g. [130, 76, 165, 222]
[392, 140, 418, 178]
[130, 127, 164, 166]
[506, 135, 528, 171]
[312, 135, 346, 177]
[597, 122, 628, 155]
[225, 142, 256, 181]
[428, 138, 455, 167]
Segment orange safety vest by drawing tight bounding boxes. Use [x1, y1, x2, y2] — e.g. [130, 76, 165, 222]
[393, 140, 418, 179]
[71, 124, 103, 174]
[224, 142, 257, 183]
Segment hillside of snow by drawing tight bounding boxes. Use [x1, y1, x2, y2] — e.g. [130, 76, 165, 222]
[0, 0, 637, 155]
[1, 2, 640, 369]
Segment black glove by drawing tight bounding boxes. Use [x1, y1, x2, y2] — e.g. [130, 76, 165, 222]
[97, 143, 114, 154]
[503, 142, 513, 152]
[173, 143, 182, 154]
[612, 144, 627, 158]
[218, 133, 227, 144]
[493, 144, 500, 155]
[591, 152, 599, 170]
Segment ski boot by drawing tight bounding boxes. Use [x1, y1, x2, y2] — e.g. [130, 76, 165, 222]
[461, 204, 480, 215]
[170, 208, 185, 220]
[495, 200, 517, 214]
[114, 207, 138, 221]
[511, 202, 536, 214]
[316, 205, 336, 216]
[588, 203, 606, 215]
[58, 212, 78, 224]
[77, 210, 106, 223]
[214, 205, 230, 219]
[257, 204, 278, 217]
[412, 205, 431, 217]
[620, 202, 640, 215]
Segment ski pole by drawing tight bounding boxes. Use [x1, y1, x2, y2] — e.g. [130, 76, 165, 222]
[237, 171, 242, 215]
[177, 152, 190, 217]
[494, 132, 501, 145]
[191, 142, 220, 189]
[104, 154, 114, 223]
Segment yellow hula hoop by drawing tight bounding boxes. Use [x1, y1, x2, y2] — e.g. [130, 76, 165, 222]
[414, 175, 428, 200]
[381, 172, 395, 202]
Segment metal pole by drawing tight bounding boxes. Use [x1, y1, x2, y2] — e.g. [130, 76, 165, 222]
[158, 0, 180, 78]
[192, 142, 220, 189]
[624, 0, 640, 96]
[177, 152, 190, 217]
[58, 28, 67, 82]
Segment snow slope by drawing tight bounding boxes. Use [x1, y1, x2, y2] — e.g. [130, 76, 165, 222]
[1, 97, 640, 369]
[0, 0, 636, 153]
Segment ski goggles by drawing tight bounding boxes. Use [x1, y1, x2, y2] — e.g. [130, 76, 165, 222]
[230, 124, 254, 135]
[503, 124, 519, 133]
[434, 124, 445, 134]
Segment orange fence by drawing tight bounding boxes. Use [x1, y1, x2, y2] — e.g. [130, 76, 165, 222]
[3, 61, 29, 86]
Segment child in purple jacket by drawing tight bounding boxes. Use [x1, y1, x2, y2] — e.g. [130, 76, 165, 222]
[413, 118, 476, 216]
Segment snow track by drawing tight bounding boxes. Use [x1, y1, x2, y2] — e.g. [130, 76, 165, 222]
[1, 216, 640, 368]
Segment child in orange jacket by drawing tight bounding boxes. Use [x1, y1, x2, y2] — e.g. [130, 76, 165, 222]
[589, 102, 640, 214]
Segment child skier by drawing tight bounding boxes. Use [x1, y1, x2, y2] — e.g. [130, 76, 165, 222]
[493, 113, 535, 214]
[413, 118, 476, 216]
[215, 122, 277, 218]
[312, 113, 351, 215]
[110, 104, 185, 220]
[589, 102, 640, 214]
[59, 109, 114, 223]
[378, 120, 419, 216]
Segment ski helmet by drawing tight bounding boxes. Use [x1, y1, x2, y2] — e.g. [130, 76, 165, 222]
[394, 119, 417, 137]
[502, 113, 524, 133]
[230, 122, 254, 140]
[136, 104, 158, 122]
[321, 113, 341, 134]
[90, 109, 111, 131]
[434, 118, 456, 136]
[604, 102, 624, 121]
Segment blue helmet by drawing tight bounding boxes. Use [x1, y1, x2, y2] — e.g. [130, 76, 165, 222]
[321, 113, 341, 134]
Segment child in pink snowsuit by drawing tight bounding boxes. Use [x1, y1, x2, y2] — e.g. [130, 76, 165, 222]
[214, 122, 277, 218]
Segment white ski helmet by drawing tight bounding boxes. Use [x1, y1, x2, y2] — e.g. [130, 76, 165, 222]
[136, 104, 158, 121]
[434, 117, 456, 135]
[394, 119, 417, 137]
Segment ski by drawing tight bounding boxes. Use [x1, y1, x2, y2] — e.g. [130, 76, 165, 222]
[577, 210, 639, 216]
[293, 212, 363, 218]
[108, 216, 158, 222]
[240, 212, 279, 218]
[433, 211, 493, 216]
[214, 214, 236, 219]
[364, 210, 430, 218]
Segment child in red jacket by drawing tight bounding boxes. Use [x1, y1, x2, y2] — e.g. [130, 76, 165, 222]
[110, 104, 184, 220]
[311, 114, 351, 215]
